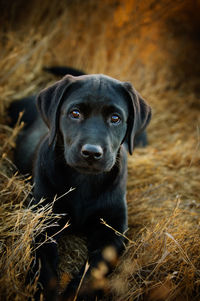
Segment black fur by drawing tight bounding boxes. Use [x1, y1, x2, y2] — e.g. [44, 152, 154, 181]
[10, 72, 151, 300]
[43, 66, 86, 77]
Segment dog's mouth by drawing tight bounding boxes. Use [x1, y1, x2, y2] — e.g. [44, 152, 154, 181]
[71, 164, 110, 175]
[65, 151, 115, 174]
[67, 158, 114, 175]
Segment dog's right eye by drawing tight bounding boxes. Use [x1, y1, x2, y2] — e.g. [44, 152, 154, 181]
[70, 109, 81, 119]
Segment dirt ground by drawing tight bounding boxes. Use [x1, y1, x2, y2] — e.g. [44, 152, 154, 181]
[0, 0, 200, 300]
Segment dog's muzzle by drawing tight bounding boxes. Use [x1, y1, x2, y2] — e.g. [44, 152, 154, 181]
[81, 144, 103, 161]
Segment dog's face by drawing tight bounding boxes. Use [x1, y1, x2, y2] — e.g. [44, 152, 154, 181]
[37, 74, 151, 174]
[59, 81, 129, 174]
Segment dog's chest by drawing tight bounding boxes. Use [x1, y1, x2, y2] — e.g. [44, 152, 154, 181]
[54, 174, 108, 229]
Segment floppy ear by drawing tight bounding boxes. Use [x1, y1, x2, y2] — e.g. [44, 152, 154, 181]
[123, 82, 152, 155]
[37, 75, 76, 147]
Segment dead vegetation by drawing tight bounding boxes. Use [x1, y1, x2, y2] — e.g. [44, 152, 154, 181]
[0, 0, 200, 300]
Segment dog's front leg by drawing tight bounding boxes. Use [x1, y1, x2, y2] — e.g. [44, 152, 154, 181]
[61, 215, 126, 301]
[29, 229, 60, 301]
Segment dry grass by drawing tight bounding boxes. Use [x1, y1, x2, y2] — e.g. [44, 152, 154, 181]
[0, 127, 49, 300]
[0, 0, 200, 300]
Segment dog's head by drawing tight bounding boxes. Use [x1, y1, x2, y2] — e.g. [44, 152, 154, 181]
[37, 74, 151, 174]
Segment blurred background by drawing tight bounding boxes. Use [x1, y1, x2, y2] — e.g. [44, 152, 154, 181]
[0, 1, 200, 300]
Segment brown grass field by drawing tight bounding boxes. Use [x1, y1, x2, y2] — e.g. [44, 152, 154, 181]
[0, 0, 200, 300]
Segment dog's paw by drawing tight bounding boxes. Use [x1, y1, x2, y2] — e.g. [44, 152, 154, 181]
[60, 262, 109, 301]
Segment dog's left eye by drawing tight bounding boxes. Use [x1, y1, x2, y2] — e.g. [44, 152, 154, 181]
[110, 114, 121, 124]
[70, 109, 81, 119]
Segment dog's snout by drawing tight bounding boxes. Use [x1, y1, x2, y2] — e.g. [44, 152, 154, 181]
[81, 144, 103, 160]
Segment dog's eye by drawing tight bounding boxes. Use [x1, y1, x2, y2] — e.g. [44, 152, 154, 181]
[110, 114, 121, 124]
[70, 110, 81, 119]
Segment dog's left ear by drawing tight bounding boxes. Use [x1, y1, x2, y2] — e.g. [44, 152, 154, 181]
[122, 82, 152, 155]
[37, 75, 76, 147]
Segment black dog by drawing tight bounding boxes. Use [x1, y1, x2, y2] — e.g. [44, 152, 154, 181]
[11, 73, 151, 300]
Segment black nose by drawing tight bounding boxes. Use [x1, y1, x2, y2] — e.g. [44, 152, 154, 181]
[81, 144, 103, 160]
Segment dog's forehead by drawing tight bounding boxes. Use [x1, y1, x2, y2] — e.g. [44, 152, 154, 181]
[74, 74, 122, 92]
[73, 74, 122, 86]
[64, 74, 128, 107]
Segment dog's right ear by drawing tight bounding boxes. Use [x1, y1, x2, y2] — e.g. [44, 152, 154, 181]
[37, 75, 76, 147]
[122, 82, 152, 155]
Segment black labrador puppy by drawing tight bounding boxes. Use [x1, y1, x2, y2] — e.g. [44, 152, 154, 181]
[11, 74, 151, 300]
